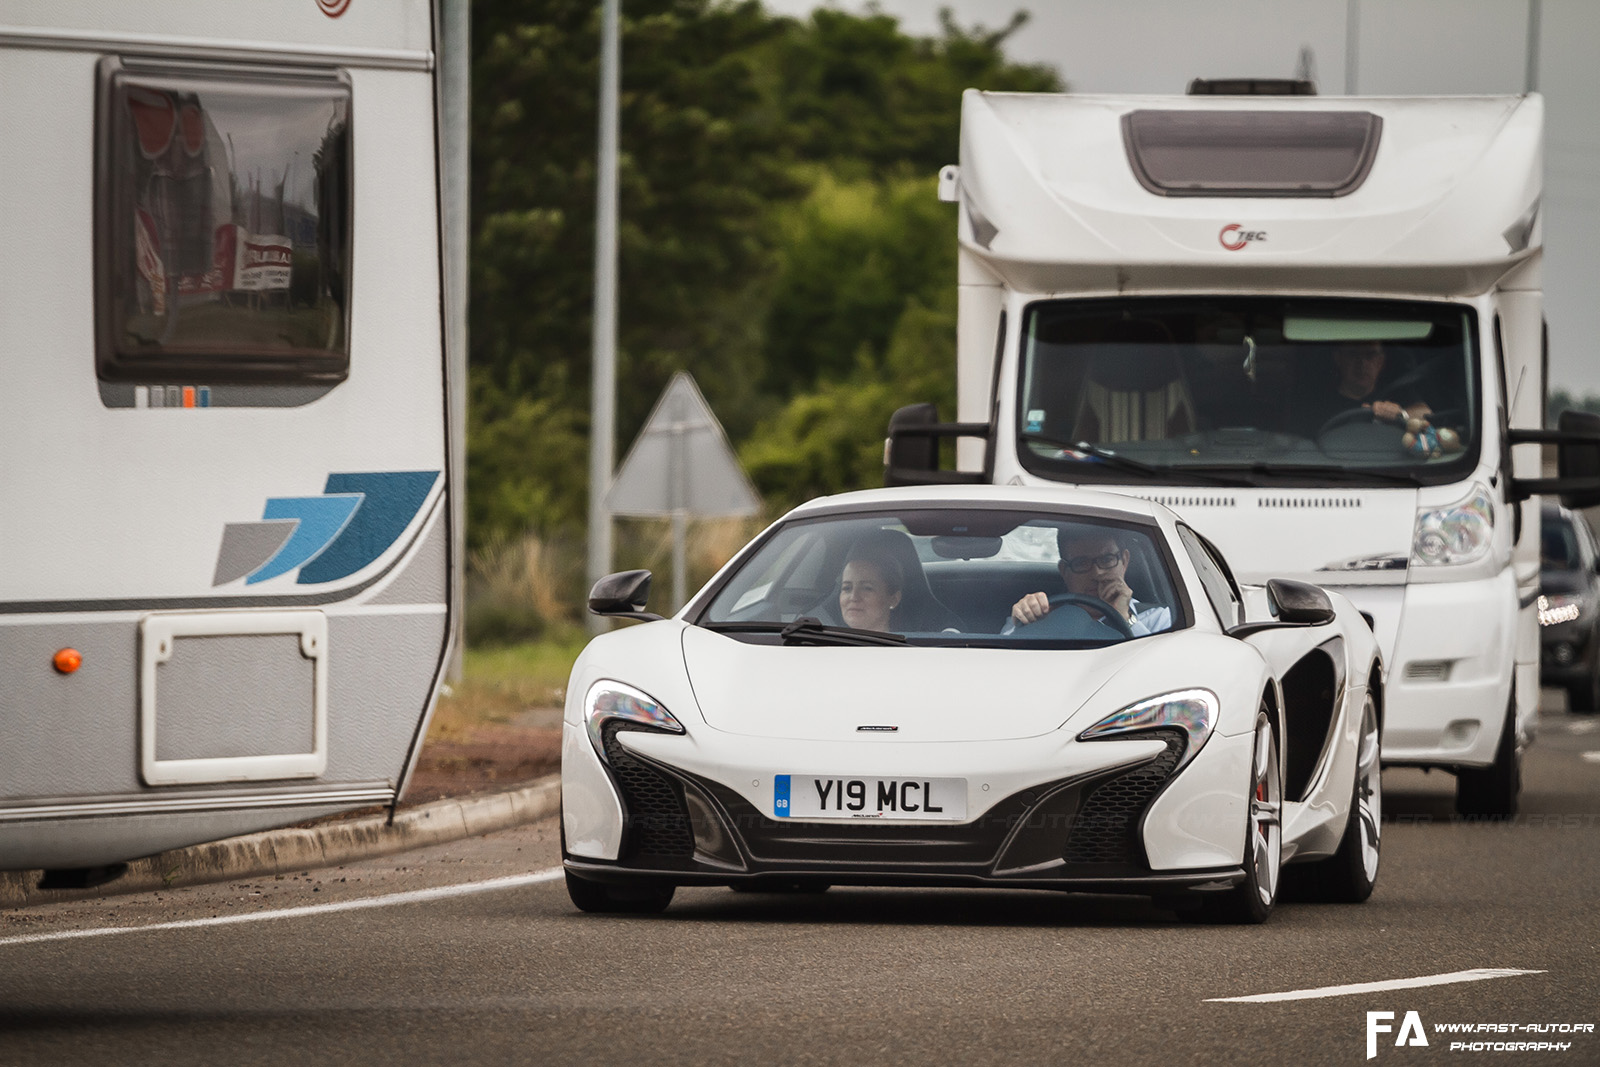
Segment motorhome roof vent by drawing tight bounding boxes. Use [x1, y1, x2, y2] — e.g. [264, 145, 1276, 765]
[1122, 109, 1382, 198]
[1187, 78, 1316, 96]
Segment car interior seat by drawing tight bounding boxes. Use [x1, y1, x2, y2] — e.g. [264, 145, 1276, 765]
[1068, 342, 1196, 445]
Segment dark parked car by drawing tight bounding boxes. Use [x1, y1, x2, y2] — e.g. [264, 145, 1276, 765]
[1540, 503, 1600, 712]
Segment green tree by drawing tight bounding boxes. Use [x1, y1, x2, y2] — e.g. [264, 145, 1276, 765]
[753, 8, 1060, 175]
[760, 169, 957, 396]
[471, 1, 792, 501]
[467, 1, 1060, 547]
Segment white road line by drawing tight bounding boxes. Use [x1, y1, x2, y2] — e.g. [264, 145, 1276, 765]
[1206, 968, 1546, 1003]
[1568, 720, 1600, 735]
[0, 866, 565, 949]
[1580, 751, 1600, 764]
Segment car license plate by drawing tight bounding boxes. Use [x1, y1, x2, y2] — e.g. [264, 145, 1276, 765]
[773, 775, 966, 821]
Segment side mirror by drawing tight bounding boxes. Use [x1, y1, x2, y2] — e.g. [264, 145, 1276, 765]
[886, 403, 939, 478]
[1508, 410, 1600, 508]
[883, 403, 991, 487]
[1267, 578, 1336, 625]
[1228, 578, 1335, 638]
[588, 569, 665, 622]
[1556, 411, 1600, 509]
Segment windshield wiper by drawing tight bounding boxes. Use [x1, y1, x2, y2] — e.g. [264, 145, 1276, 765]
[1020, 435, 1251, 486]
[1184, 462, 1426, 487]
[703, 618, 908, 647]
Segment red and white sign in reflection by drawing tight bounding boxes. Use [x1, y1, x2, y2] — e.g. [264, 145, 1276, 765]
[134, 221, 291, 309]
[233, 230, 293, 291]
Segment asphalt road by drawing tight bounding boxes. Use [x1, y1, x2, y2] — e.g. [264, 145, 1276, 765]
[4, 700, 1600, 1067]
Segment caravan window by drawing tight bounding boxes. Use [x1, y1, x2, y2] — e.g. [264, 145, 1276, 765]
[96, 60, 351, 384]
[1017, 296, 1480, 489]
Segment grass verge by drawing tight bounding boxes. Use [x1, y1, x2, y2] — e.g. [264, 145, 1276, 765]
[427, 630, 590, 741]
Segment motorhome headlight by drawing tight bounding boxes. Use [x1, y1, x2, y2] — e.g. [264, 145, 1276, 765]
[1538, 594, 1583, 627]
[1411, 486, 1494, 567]
[1078, 688, 1217, 772]
[584, 680, 685, 759]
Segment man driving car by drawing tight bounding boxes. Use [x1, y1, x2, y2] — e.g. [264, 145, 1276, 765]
[1299, 339, 1433, 432]
[1003, 529, 1172, 636]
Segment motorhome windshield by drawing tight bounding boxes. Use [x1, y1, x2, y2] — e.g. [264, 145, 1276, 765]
[1017, 297, 1480, 488]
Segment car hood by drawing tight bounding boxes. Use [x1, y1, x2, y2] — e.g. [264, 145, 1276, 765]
[679, 625, 1150, 742]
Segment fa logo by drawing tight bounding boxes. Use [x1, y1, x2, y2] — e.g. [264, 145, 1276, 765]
[1367, 1011, 1429, 1059]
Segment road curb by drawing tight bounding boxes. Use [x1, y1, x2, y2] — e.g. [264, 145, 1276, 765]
[0, 775, 561, 911]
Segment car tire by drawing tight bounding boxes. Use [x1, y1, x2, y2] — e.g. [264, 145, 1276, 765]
[1288, 691, 1381, 903]
[1455, 697, 1521, 818]
[1195, 710, 1281, 925]
[564, 869, 675, 914]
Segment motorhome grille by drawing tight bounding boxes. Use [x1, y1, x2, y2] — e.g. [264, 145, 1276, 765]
[1257, 496, 1362, 509]
[1137, 495, 1237, 509]
[1062, 730, 1185, 866]
[603, 722, 694, 861]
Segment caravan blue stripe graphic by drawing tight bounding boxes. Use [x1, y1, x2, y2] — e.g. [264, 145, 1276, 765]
[297, 471, 439, 584]
[246, 495, 363, 584]
[214, 470, 440, 587]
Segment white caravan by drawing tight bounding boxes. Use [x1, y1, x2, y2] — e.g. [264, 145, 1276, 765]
[888, 86, 1600, 816]
[1, 1, 461, 882]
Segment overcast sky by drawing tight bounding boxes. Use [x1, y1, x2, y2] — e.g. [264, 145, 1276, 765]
[764, 0, 1600, 397]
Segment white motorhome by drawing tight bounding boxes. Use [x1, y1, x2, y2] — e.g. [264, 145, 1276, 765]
[889, 85, 1600, 816]
[0, 1, 463, 882]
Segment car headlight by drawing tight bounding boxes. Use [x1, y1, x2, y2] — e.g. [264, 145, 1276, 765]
[584, 680, 685, 760]
[1077, 688, 1217, 772]
[1411, 485, 1494, 567]
[1539, 593, 1583, 627]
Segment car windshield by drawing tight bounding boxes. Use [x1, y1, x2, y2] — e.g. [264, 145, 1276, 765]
[1017, 296, 1480, 488]
[698, 508, 1187, 647]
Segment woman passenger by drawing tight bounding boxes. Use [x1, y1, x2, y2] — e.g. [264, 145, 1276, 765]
[838, 550, 904, 632]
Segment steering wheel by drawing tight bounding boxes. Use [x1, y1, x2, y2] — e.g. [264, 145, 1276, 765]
[1045, 593, 1135, 638]
[1316, 407, 1400, 438]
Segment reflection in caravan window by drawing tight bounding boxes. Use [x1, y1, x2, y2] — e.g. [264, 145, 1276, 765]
[96, 61, 352, 384]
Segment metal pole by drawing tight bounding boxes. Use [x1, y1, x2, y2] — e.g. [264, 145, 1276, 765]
[1525, 0, 1542, 93]
[670, 421, 687, 612]
[588, 0, 620, 632]
[1344, 0, 1359, 95]
[439, 0, 469, 678]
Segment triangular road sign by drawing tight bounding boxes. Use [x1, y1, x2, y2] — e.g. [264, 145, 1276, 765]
[606, 372, 761, 518]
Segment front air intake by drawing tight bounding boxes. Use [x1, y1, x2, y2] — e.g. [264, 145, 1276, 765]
[1062, 729, 1186, 866]
[602, 723, 695, 862]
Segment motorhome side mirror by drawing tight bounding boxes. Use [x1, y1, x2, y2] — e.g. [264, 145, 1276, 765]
[588, 570, 664, 621]
[886, 403, 940, 476]
[1557, 410, 1600, 510]
[1266, 578, 1336, 626]
[883, 403, 991, 487]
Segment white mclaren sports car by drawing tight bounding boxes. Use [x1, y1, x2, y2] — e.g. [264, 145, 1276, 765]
[561, 486, 1383, 923]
